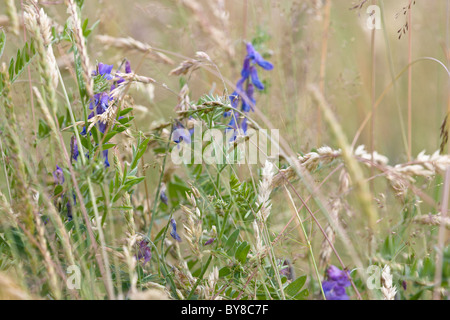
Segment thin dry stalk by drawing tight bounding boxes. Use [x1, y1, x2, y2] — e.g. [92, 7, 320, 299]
[180, 0, 234, 59]
[65, 0, 93, 97]
[413, 213, 450, 229]
[319, 168, 349, 268]
[6, 0, 20, 35]
[256, 160, 274, 222]
[96, 35, 174, 65]
[381, 265, 397, 300]
[23, 4, 58, 111]
[433, 167, 450, 300]
[0, 272, 33, 300]
[181, 194, 203, 258]
[309, 85, 379, 231]
[317, 0, 331, 145]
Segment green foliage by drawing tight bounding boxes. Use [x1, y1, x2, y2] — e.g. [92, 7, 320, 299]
[0, 30, 5, 59]
[0, 41, 36, 95]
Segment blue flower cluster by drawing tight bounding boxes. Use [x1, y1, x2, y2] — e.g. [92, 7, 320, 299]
[77, 61, 132, 167]
[137, 239, 152, 266]
[322, 265, 351, 300]
[225, 42, 273, 135]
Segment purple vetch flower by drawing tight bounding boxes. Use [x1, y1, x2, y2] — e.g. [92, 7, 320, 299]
[245, 42, 274, 71]
[402, 280, 407, 291]
[70, 135, 79, 162]
[160, 183, 169, 205]
[125, 60, 132, 74]
[204, 238, 215, 246]
[102, 149, 110, 167]
[53, 165, 65, 185]
[93, 63, 114, 80]
[322, 265, 351, 300]
[115, 60, 132, 86]
[66, 198, 73, 220]
[172, 122, 192, 144]
[224, 42, 273, 135]
[137, 239, 152, 266]
[169, 218, 182, 242]
[160, 191, 168, 205]
[279, 259, 295, 281]
[249, 65, 264, 90]
[241, 83, 255, 113]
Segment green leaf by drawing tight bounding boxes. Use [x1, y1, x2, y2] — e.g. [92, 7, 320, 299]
[219, 267, 231, 277]
[54, 185, 63, 197]
[284, 275, 307, 297]
[235, 242, 250, 264]
[101, 143, 116, 150]
[119, 108, 134, 116]
[225, 229, 240, 249]
[0, 30, 6, 59]
[293, 288, 309, 300]
[8, 57, 14, 80]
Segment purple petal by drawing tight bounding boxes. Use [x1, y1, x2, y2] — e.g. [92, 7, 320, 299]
[241, 57, 251, 79]
[250, 66, 264, 90]
[71, 135, 79, 161]
[254, 51, 274, 70]
[170, 218, 182, 242]
[98, 63, 114, 80]
[125, 60, 132, 74]
[103, 149, 110, 167]
[137, 240, 152, 266]
[53, 165, 65, 185]
[160, 190, 168, 205]
[246, 42, 256, 59]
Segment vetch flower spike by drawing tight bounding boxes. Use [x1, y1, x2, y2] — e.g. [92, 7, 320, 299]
[170, 218, 182, 242]
[322, 265, 351, 300]
[137, 239, 152, 266]
[53, 165, 65, 185]
[225, 42, 273, 135]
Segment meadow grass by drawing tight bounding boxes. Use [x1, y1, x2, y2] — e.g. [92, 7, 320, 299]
[0, 0, 448, 300]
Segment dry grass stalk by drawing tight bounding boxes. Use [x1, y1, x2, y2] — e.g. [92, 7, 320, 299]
[180, 0, 234, 59]
[123, 234, 138, 295]
[204, 266, 219, 300]
[129, 288, 170, 300]
[23, 5, 58, 110]
[5, 0, 20, 36]
[272, 146, 342, 188]
[174, 84, 192, 113]
[273, 143, 450, 201]
[169, 51, 212, 77]
[0, 272, 33, 300]
[181, 192, 203, 258]
[65, 0, 93, 97]
[34, 210, 61, 299]
[381, 265, 397, 300]
[319, 168, 349, 268]
[413, 213, 450, 230]
[95, 35, 174, 65]
[310, 85, 379, 230]
[256, 160, 274, 222]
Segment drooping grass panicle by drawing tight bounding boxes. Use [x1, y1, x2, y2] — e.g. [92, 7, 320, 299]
[96, 34, 174, 65]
